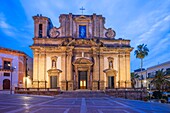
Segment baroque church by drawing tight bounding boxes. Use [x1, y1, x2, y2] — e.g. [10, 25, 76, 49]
[30, 13, 133, 90]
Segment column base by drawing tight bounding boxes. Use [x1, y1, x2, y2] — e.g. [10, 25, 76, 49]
[92, 80, 98, 90]
[67, 80, 74, 91]
[100, 81, 105, 90]
[61, 81, 67, 91]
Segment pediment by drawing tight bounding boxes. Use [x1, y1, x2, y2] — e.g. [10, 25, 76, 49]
[74, 15, 91, 22]
[73, 58, 93, 65]
[47, 69, 62, 76]
[67, 39, 98, 46]
[103, 69, 117, 76]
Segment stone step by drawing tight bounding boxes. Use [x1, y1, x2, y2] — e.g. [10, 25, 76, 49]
[58, 90, 107, 98]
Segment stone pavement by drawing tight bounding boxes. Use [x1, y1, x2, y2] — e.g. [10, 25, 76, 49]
[0, 91, 170, 113]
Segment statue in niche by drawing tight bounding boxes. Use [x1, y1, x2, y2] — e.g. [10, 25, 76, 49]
[109, 61, 113, 69]
[52, 60, 56, 68]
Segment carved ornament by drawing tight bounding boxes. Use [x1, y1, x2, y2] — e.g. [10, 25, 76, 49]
[105, 28, 116, 38]
[49, 27, 60, 38]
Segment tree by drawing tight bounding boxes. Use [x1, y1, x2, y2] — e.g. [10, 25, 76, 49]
[131, 73, 140, 88]
[134, 44, 149, 88]
[151, 69, 170, 91]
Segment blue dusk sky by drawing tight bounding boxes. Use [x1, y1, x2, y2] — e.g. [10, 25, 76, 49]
[0, 0, 170, 71]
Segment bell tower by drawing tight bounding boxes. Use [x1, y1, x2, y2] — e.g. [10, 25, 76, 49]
[33, 14, 52, 38]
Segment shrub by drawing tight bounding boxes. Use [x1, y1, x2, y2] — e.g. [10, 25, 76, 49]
[160, 99, 167, 103]
[162, 96, 168, 101]
[153, 91, 162, 99]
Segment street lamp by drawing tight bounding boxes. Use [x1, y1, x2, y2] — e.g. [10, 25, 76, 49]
[8, 64, 16, 94]
[143, 80, 147, 88]
[141, 75, 143, 89]
[25, 58, 28, 89]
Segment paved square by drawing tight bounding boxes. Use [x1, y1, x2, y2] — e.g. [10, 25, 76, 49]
[0, 92, 170, 113]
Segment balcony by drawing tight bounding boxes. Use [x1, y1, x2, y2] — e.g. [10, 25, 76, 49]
[0, 66, 12, 71]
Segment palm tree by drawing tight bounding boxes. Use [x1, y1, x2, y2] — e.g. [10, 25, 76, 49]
[134, 44, 149, 88]
[131, 73, 140, 88]
[151, 69, 170, 91]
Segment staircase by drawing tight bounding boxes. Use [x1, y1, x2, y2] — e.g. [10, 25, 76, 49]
[58, 90, 108, 98]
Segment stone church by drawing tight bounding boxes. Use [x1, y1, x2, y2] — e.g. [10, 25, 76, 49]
[30, 13, 133, 90]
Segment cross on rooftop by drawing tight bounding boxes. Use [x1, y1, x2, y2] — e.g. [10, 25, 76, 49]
[80, 7, 85, 15]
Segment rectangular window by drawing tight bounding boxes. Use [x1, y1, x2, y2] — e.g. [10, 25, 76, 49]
[4, 73, 10, 76]
[39, 24, 43, 38]
[79, 25, 86, 38]
[166, 68, 170, 74]
[147, 73, 151, 78]
[4, 61, 10, 69]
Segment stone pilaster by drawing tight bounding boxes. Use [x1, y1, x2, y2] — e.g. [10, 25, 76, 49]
[61, 53, 66, 90]
[67, 53, 73, 90]
[67, 54, 72, 81]
[75, 66, 78, 89]
[92, 80, 98, 90]
[119, 54, 125, 88]
[99, 54, 104, 90]
[126, 54, 131, 88]
[92, 54, 99, 90]
[32, 52, 39, 88]
[87, 68, 91, 89]
[93, 54, 99, 81]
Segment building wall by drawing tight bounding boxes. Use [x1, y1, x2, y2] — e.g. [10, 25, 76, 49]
[0, 53, 19, 90]
[31, 13, 133, 90]
[134, 61, 170, 88]
[0, 49, 33, 90]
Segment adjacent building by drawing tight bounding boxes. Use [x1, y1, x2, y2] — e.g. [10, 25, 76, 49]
[134, 61, 170, 88]
[30, 13, 133, 91]
[0, 47, 33, 90]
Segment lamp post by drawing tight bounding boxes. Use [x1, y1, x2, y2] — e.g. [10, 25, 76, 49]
[8, 64, 16, 94]
[149, 83, 151, 101]
[25, 58, 28, 89]
[141, 75, 143, 89]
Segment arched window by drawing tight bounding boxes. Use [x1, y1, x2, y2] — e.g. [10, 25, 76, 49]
[39, 24, 43, 38]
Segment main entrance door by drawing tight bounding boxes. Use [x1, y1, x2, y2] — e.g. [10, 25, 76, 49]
[50, 76, 57, 88]
[108, 76, 114, 88]
[78, 71, 87, 89]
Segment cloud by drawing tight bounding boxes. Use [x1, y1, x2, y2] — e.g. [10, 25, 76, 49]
[0, 13, 17, 37]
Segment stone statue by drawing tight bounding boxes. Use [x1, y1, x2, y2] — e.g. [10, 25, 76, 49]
[52, 60, 56, 68]
[109, 61, 113, 69]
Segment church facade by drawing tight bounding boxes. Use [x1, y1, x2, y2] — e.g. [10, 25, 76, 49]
[30, 13, 133, 90]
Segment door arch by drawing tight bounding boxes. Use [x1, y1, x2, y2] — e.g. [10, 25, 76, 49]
[3, 79, 10, 90]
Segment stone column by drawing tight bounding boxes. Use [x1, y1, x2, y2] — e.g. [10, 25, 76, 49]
[75, 66, 78, 89]
[93, 14, 97, 37]
[61, 53, 66, 90]
[92, 54, 99, 90]
[39, 53, 46, 88]
[67, 53, 73, 90]
[99, 55, 105, 90]
[119, 54, 125, 88]
[32, 52, 38, 88]
[126, 54, 131, 88]
[87, 67, 91, 89]
[69, 13, 73, 36]
[40, 53, 46, 88]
